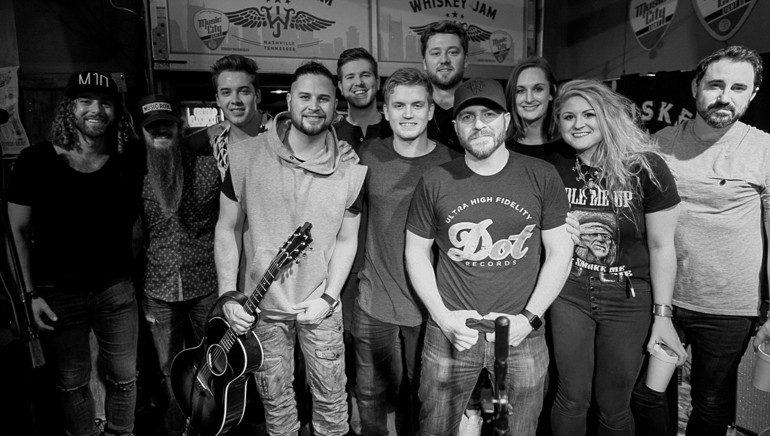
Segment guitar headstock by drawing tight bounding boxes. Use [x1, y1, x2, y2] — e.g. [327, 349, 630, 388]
[276, 222, 313, 269]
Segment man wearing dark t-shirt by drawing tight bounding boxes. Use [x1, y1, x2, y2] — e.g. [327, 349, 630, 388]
[420, 20, 467, 154]
[7, 71, 141, 436]
[405, 78, 573, 435]
[355, 68, 459, 435]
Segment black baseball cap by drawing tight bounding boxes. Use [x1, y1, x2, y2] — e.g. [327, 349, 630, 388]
[453, 78, 508, 117]
[137, 94, 181, 129]
[65, 71, 120, 102]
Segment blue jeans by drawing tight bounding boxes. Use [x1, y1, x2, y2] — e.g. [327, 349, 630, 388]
[418, 319, 548, 436]
[631, 307, 754, 436]
[550, 273, 652, 436]
[142, 291, 219, 436]
[253, 310, 348, 436]
[43, 279, 138, 436]
[353, 300, 424, 436]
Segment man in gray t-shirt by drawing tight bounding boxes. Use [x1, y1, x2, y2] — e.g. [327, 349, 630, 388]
[355, 68, 458, 435]
[632, 46, 770, 436]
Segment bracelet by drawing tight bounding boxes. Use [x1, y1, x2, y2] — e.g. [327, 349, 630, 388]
[652, 304, 673, 317]
[27, 289, 39, 300]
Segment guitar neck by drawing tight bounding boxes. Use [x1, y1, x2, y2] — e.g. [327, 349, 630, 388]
[242, 262, 281, 317]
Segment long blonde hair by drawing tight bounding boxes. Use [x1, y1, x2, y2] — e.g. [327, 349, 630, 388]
[554, 79, 661, 215]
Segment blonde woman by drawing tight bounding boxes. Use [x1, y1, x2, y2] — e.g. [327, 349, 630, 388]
[548, 79, 687, 435]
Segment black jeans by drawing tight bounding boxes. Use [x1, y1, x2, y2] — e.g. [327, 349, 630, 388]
[550, 273, 651, 436]
[632, 307, 755, 436]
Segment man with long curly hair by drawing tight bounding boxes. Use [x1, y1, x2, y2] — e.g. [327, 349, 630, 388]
[7, 71, 142, 436]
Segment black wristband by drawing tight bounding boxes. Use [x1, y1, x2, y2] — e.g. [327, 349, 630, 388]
[320, 293, 339, 311]
[521, 309, 543, 331]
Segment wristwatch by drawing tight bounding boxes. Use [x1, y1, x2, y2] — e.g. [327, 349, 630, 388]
[320, 293, 340, 312]
[520, 309, 543, 331]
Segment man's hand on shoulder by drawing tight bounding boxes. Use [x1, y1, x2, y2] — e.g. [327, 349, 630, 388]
[435, 309, 482, 352]
[338, 140, 360, 164]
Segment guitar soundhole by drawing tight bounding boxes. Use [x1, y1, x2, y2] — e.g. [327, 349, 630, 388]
[206, 344, 229, 376]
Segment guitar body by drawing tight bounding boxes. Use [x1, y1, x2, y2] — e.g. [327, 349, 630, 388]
[170, 317, 264, 436]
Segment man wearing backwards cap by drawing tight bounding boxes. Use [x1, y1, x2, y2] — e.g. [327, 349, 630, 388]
[136, 95, 220, 436]
[405, 78, 573, 435]
[7, 71, 141, 436]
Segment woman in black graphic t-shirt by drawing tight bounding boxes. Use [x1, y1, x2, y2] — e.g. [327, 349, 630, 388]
[548, 79, 687, 436]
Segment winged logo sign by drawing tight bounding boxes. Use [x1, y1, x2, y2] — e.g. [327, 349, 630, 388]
[193, 6, 335, 51]
[692, 0, 757, 41]
[226, 7, 335, 39]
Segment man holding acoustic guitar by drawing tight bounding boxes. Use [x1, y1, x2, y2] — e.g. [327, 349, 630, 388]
[214, 61, 367, 436]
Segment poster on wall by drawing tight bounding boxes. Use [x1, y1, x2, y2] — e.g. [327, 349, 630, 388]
[692, 0, 757, 41]
[0, 67, 30, 156]
[150, 0, 372, 72]
[629, 0, 677, 50]
[376, 0, 524, 69]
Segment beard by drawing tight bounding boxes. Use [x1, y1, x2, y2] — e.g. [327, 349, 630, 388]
[291, 110, 332, 136]
[460, 129, 505, 160]
[426, 67, 463, 91]
[697, 101, 744, 129]
[74, 115, 111, 139]
[146, 138, 184, 214]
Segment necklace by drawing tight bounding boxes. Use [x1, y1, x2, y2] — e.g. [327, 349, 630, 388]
[573, 157, 600, 193]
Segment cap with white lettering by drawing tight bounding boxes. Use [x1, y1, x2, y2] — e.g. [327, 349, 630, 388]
[65, 71, 120, 102]
[137, 94, 181, 128]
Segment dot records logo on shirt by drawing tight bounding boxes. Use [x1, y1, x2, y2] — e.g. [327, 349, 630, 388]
[629, 0, 678, 50]
[692, 0, 757, 41]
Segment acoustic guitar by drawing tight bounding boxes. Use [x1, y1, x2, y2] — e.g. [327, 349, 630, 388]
[170, 222, 313, 436]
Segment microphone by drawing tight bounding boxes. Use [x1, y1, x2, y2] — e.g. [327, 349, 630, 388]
[0, 109, 9, 125]
[494, 316, 509, 435]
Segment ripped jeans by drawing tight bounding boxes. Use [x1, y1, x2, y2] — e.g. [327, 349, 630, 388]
[253, 310, 348, 436]
[42, 279, 138, 436]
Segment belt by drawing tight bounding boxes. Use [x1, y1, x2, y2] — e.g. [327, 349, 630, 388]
[570, 264, 637, 297]
[570, 264, 625, 283]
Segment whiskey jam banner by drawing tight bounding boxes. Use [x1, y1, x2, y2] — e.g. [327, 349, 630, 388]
[163, 0, 371, 60]
[377, 0, 525, 67]
[629, 0, 678, 50]
[692, 0, 757, 41]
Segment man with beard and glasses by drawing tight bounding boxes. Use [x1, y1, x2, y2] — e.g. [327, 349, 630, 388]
[135, 95, 220, 436]
[404, 78, 573, 435]
[7, 71, 141, 436]
[420, 20, 468, 154]
[632, 46, 770, 436]
[215, 61, 367, 436]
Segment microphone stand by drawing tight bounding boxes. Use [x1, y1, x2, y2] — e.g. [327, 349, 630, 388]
[493, 316, 510, 436]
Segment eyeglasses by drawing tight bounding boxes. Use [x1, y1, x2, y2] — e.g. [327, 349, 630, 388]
[456, 110, 503, 126]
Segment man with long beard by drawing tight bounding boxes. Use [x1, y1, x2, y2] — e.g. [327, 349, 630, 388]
[632, 45, 770, 436]
[421, 20, 468, 154]
[215, 61, 367, 436]
[7, 71, 141, 436]
[404, 78, 573, 435]
[136, 95, 220, 436]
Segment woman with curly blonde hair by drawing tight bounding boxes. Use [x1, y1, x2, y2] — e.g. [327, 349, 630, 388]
[547, 79, 687, 436]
